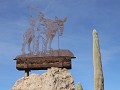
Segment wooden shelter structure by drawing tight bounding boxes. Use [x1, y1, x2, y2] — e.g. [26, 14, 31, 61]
[14, 50, 75, 77]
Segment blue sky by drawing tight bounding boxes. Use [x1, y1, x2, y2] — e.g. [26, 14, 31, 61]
[0, 0, 120, 90]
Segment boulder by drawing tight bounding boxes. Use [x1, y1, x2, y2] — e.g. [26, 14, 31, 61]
[12, 67, 74, 90]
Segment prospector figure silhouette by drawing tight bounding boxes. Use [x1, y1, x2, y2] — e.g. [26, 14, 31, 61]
[21, 12, 44, 54]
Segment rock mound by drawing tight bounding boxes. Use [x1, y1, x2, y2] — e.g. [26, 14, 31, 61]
[12, 67, 74, 90]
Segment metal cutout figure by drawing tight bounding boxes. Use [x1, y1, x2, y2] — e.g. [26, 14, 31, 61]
[21, 7, 67, 56]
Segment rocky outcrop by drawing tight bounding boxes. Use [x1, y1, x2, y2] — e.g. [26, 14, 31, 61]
[12, 67, 74, 90]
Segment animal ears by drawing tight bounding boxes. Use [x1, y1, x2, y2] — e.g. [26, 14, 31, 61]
[39, 12, 44, 16]
[55, 16, 58, 21]
[64, 17, 67, 22]
[55, 16, 67, 22]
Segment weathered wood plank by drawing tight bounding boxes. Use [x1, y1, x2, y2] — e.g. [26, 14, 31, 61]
[16, 56, 73, 70]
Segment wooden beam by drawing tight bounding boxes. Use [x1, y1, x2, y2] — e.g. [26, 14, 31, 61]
[15, 56, 74, 70]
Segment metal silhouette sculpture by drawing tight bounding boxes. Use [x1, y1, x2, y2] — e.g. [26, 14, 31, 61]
[21, 9, 67, 55]
[42, 16, 67, 50]
[21, 12, 44, 54]
[14, 7, 75, 76]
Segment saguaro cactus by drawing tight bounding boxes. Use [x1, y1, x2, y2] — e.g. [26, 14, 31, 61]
[93, 29, 104, 90]
[76, 82, 83, 90]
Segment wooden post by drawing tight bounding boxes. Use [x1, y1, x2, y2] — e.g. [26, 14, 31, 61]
[24, 60, 29, 77]
[25, 70, 29, 77]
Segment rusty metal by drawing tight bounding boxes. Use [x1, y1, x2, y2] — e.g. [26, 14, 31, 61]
[21, 8, 67, 55]
[14, 7, 75, 72]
